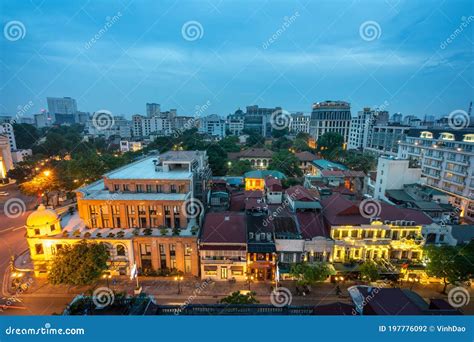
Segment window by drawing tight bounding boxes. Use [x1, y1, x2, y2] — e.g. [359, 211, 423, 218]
[136, 184, 143, 192]
[35, 244, 44, 255]
[123, 184, 130, 192]
[156, 184, 163, 192]
[170, 185, 177, 193]
[116, 244, 126, 256]
[114, 184, 120, 192]
[170, 244, 176, 269]
[146, 184, 152, 193]
[34, 229, 40, 235]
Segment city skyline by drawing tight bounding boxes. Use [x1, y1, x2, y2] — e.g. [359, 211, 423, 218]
[1, 0, 473, 119]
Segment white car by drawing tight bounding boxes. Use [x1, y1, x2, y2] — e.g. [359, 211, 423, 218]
[0, 191, 9, 196]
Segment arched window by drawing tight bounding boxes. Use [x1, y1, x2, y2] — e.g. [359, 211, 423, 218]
[116, 244, 126, 256]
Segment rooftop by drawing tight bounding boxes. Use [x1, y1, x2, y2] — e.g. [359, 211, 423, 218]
[228, 148, 273, 159]
[200, 212, 247, 244]
[244, 170, 286, 179]
[312, 159, 348, 171]
[295, 151, 318, 162]
[103, 156, 193, 180]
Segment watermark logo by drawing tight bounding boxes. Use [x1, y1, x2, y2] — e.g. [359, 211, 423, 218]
[447, 109, 470, 130]
[181, 21, 204, 41]
[262, 11, 300, 49]
[447, 286, 470, 308]
[4, 198, 26, 219]
[270, 109, 292, 130]
[92, 109, 115, 131]
[440, 16, 474, 49]
[4, 20, 26, 41]
[181, 198, 204, 219]
[270, 287, 292, 307]
[84, 12, 122, 50]
[359, 21, 382, 42]
[359, 198, 381, 219]
[92, 287, 115, 309]
[173, 278, 212, 315]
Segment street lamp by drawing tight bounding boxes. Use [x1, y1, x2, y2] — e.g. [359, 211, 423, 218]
[102, 274, 111, 288]
[246, 274, 254, 291]
[174, 275, 183, 294]
[43, 170, 51, 177]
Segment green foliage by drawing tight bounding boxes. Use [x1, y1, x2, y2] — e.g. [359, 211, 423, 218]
[271, 136, 292, 151]
[219, 136, 241, 153]
[271, 127, 289, 139]
[289, 262, 331, 286]
[160, 226, 169, 236]
[424, 242, 474, 293]
[48, 241, 109, 286]
[268, 150, 302, 177]
[219, 291, 259, 304]
[227, 160, 252, 176]
[340, 151, 376, 174]
[317, 132, 344, 159]
[359, 261, 380, 282]
[12, 123, 40, 149]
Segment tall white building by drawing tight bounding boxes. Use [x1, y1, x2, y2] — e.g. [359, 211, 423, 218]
[0, 123, 16, 150]
[309, 101, 352, 143]
[373, 156, 422, 201]
[398, 129, 474, 222]
[198, 114, 226, 139]
[146, 103, 161, 118]
[86, 116, 131, 139]
[348, 108, 388, 150]
[290, 113, 310, 134]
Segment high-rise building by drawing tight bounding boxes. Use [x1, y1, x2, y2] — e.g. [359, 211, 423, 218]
[290, 113, 310, 134]
[226, 109, 245, 136]
[0, 123, 16, 150]
[398, 129, 474, 222]
[391, 113, 403, 124]
[197, 114, 226, 139]
[47, 97, 78, 124]
[365, 124, 410, 157]
[0, 134, 13, 181]
[34, 111, 52, 128]
[348, 108, 388, 150]
[146, 103, 161, 118]
[245, 105, 282, 137]
[309, 101, 352, 143]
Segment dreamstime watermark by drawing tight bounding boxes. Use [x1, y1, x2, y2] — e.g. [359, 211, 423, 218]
[447, 109, 470, 130]
[440, 16, 474, 50]
[181, 198, 205, 219]
[181, 21, 204, 41]
[351, 281, 391, 315]
[1, 276, 34, 313]
[262, 11, 300, 49]
[84, 12, 122, 50]
[3, 198, 27, 219]
[5, 323, 85, 336]
[263, 189, 301, 227]
[359, 198, 382, 219]
[9, 100, 34, 124]
[270, 287, 292, 307]
[270, 109, 292, 130]
[3, 20, 26, 41]
[173, 100, 211, 138]
[92, 287, 115, 309]
[173, 278, 213, 315]
[359, 20, 382, 42]
[92, 109, 115, 131]
[447, 286, 470, 308]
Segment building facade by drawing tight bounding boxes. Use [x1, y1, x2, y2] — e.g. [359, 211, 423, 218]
[398, 129, 474, 222]
[310, 101, 352, 143]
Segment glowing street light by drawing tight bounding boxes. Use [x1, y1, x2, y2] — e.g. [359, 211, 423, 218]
[43, 170, 51, 177]
[174, 275, 184, 294]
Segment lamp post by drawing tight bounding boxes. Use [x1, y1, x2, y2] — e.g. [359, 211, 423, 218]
[246, 274, 254, 291]
[103, 274, 111, 288]
[174, 275, 183, 294]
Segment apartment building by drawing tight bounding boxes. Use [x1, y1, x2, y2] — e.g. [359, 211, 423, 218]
[398, 129, 474, 221]
[309, 101, 352, 143]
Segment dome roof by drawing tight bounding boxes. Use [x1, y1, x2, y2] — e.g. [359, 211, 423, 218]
[26, 204, 59, 227]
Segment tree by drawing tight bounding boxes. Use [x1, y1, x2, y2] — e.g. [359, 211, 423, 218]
[227, 160, 252, 176]
[424, 242, 474, 294]
[219, 291, 259, 304]
[271, 136, 292, 151]
[290, 263, 331, 286]
[341, 151, 376, 174]
[317, 132, 344, 159]
[271, 127, 289, 139]
[48, 241, 109, 286]
[218, 136, 241, 153]
[268, 150, 302, 177]
[359, 261, 380, 282]
[12, 123, 39, 149]
[20, 171, 59, 206]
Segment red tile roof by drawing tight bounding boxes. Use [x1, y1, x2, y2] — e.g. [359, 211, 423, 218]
[264, 176, 282, 191]
[321, 193, 433, 226]
[244, 190, 263, 198]
[201, 212, 247, 244]
[295, 151, 318, 162]
[286, 185, 319, 202]
[296, 212, 329, 239]
[228, 148, 273, 159]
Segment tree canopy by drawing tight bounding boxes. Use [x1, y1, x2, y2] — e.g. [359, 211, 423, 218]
[424, 242, 474, 293]
[219, 291, 259, 304]
[317, 132, 344, 159]
[289, 262, 332, 286]
[268, 150, 302, 177]
[48, 241, 109, 286]
[359, 261, 380, 282]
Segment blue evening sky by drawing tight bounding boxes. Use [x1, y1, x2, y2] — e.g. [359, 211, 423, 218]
[1, 0, 473, 119]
